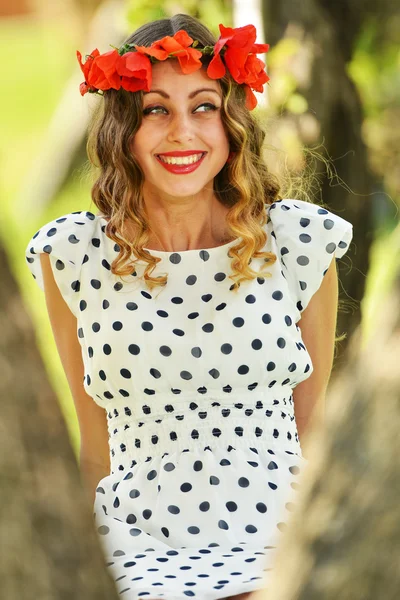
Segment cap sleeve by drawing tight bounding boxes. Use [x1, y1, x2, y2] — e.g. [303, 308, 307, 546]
[24, 211, 97, 317]
[267, 198, 353, 314]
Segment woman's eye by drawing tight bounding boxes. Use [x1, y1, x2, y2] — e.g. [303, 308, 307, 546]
[143, 102, 218, 115]
[195, 102, 218, 112]
[143, 105, 164, 115]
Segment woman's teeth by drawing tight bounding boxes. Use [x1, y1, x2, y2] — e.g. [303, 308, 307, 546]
[158, 153, 204, 165]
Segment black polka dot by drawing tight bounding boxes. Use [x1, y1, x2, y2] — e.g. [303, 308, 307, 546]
[170, 253, 181, 264]
[160, 345, 172, 356]
[164, 462, 175, 472]
[188, 526, 200, 534]
[238, 477, 250, 488]
[221, 343, 232, 354]
[326, 242, 337, 253]
[232, 317, 244, 327]
[297, 255, 309, 266]
[299, 233, 311, 243]
[129, 528, 142, 536]
[272, 290, 283, 301]
[168, 505, 180, 514]
[181, 482, 192, 492]
[126, 514, 137, 524]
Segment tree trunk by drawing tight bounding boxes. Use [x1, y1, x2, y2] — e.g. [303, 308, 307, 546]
[261, 0, 386, 373]
[0, 243, 118, 599]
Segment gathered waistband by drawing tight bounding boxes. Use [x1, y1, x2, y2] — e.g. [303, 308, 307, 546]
[105, 391, 301, 474]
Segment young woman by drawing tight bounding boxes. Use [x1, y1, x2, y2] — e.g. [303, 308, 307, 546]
[25, 13, 353, 600]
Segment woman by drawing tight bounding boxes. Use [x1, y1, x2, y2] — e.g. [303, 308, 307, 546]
[25, 13, 353, 600]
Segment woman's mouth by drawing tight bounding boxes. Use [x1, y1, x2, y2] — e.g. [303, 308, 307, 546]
[155, 152, 207, 174]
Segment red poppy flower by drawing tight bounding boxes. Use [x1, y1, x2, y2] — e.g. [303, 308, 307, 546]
[77, 49, 101, 95]
[116, 52, 152, 92]
[77, 48, 121, 94]
[208, 24, 265, 79]
[207, 24, 270, 108]
[225, 52, 270, 90]
[135, 30, 203, 74]
[242, 54, 270, 91]
[89, 49, 121, 91]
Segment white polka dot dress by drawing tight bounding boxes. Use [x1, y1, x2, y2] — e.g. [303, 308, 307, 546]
[25, 199, 353, 600]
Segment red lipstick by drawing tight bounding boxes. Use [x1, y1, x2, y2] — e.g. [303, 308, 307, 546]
[155, 152, 206, 174]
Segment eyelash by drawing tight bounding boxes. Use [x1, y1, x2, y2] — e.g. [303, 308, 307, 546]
[143, 102, 219, 115]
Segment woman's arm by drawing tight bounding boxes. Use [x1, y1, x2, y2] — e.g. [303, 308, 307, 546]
[293, 258, 339, 457]
[40, 254, 111, 505]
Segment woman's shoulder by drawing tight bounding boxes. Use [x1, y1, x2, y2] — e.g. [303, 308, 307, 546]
[266, 198, 353, 252]
[24, 210, 100, 314]
[265, 198, 353, 314]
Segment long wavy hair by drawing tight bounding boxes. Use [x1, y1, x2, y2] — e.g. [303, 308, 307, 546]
[86, 13, 283, 292]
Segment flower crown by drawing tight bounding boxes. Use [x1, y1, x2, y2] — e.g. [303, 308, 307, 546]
[77, 23, 270, 111]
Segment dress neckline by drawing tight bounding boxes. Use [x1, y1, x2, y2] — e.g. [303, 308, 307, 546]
[98, 215, 240, 255]
[143, 237, 240, 255]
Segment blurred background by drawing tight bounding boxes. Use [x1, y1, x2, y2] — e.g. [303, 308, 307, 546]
[3, 0, 399, 456]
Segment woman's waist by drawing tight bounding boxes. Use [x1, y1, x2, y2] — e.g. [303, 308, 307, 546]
[107, 401, 301, 473]
[105, 388, 296, 424]
[107, 396, 296, 438]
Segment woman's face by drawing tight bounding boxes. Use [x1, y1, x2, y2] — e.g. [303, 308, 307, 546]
[131, 59, 230, 202]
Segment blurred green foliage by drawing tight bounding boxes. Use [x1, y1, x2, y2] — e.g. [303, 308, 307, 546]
[1, 18, 88, 453]
[348, 16, 400, 204]
[347, 16, 400, 344]
[0, 20, 75, 202]
[125, 0, 231, 35]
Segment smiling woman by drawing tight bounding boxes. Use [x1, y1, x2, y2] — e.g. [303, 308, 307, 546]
[24, 11, 353, 600]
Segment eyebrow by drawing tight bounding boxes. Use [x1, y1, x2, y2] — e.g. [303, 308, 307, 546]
[143, 87, 221, 99]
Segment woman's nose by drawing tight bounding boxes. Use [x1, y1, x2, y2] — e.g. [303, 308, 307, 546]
[167, 112, 194, 143]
